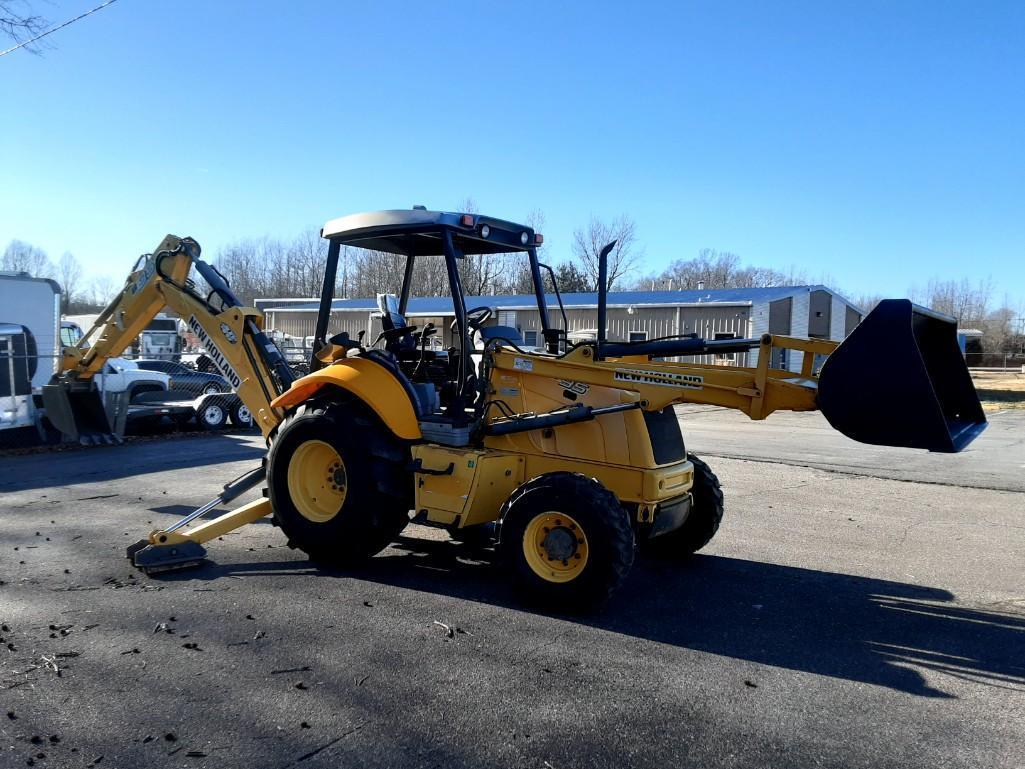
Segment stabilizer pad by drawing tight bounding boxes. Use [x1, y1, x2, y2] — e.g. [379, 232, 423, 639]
[128, 540, 208, 574]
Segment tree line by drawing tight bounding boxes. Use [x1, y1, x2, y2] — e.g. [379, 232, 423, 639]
[2, 239, 117, 313]
[5, 212, 1021, 361]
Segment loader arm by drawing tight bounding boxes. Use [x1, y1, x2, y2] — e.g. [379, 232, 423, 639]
[45, 235, 294, 441]
[490, 333, 834, 422]
[487, 298, 986, 454]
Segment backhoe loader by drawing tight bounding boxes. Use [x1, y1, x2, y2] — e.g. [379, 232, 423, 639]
[46, 209, 986, 606]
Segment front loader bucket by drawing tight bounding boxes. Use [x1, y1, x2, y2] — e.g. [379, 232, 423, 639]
[817, 299, 986, 452]
[42, 380, 119, 445]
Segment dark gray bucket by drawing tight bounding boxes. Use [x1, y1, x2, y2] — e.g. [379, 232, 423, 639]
[817, 299, 986, 452]
[42, 380, 117, 444]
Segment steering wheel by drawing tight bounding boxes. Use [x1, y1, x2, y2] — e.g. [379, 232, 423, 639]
[455, 306, 493, 333]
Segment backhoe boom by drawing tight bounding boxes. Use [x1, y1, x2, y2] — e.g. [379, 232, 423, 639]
[44, 235, 293, 441]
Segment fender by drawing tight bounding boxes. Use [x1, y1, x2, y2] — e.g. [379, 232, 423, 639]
[269, 357, 422, 440]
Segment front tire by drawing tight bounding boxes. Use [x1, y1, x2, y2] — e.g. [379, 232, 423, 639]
[499, 472, 634, 609]
[641, 454, 724, 557]
[267, 401, 411, 565]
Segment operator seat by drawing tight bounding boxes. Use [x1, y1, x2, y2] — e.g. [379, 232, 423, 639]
[479, 326, 524, 346]
[376, 293, 417, 358]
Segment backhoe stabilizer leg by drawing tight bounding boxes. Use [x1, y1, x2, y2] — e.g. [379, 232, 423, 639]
[128, 539, 208, 574]
[127, 496, 274, 574]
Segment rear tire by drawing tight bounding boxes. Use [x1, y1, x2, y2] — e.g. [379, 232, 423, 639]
[230, 401, 254, 429]
[196, 401, 228, 431]
[641, 454, 724, 557]
[498, 472, 634, 609]
[267, 400, 411, 565]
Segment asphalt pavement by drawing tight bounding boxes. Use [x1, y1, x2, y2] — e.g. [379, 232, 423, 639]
[680, 405, 1025, 492]
[1, 413, 1023, 769]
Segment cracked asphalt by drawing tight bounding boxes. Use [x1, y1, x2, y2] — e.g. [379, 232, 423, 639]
[1, 409, 1023, 768]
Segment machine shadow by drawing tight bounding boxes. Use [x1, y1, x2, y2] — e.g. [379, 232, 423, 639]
[172, 534, 1025, 700]
[147, 504, 273, 524]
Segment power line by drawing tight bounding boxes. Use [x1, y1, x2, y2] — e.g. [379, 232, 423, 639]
[1, 0, 121, 58]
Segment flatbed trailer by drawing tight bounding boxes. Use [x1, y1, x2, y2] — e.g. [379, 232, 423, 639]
[128, 390, 253, 431]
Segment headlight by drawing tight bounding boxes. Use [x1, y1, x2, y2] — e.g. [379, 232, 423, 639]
[480, 224, 490, 238]
[520, 231, 529, 245]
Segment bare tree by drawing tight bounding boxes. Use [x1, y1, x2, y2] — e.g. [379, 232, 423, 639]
[456, 197, 502, 296]
[524, 208, 548, 264]
[88, 275, 118, 306]
[848, 293, 885, 314]
[637, 248, 816, 292]
[572, 215, 643, 290]
[3, 238, 53, 277]
[658, 249, 741, 290]
[981, 306, 1015, 355]
[56, 251, 83, 311]
[915, 278, 992, 324]
[0, 1, 46, 52]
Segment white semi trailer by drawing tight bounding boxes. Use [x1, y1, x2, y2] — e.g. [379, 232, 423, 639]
[0, 272, 61, 432]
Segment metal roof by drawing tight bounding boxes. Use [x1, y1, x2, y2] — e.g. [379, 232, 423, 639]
[320, 209, 535, 256]
[263, 285, 842, 315]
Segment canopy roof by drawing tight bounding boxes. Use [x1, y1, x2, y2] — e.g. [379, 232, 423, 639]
[320, 208, 536, 256]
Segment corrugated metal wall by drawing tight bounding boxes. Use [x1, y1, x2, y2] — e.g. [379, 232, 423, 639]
[265, 304, 753, 364]
[265, 310, 371, 343]
[513, 305, 751, 365]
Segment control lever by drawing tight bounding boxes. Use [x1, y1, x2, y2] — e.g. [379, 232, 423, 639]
[412, 322, 436, 380]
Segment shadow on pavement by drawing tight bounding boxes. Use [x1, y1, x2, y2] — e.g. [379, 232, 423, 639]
[147, 504, 273, 524]
[157, 534, 1025, 700]
[0, 434, 265, 493]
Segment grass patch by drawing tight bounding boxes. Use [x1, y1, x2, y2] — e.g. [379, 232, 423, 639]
[971, 371, 1025, 411]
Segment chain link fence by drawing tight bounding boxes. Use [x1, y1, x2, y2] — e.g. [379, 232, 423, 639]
[965, 352, 1025, 371]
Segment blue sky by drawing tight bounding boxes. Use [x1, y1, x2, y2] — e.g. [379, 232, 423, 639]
[2, 0, 1023, 306]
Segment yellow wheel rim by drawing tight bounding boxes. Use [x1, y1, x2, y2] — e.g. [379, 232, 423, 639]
[287, 439, 347, 523]
[522, 512, 589, 583]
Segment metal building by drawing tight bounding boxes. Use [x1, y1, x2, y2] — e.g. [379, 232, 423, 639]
[257, 285, 862, 372]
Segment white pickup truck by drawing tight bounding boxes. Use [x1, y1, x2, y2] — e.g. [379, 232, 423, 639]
[60, 324, 170, 398]
[95, 357, 170, 399]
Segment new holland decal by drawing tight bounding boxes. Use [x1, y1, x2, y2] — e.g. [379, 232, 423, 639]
[188, 316, 242, 389]
[613, 368, 704, 390]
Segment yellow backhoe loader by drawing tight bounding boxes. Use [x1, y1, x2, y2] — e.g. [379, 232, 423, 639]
[46, 210, 986, 606]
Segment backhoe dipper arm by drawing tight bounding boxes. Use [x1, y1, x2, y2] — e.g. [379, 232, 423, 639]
[51, 235, 293, 438]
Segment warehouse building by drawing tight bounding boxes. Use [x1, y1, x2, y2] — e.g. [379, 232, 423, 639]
[257, 285, 862, 372]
